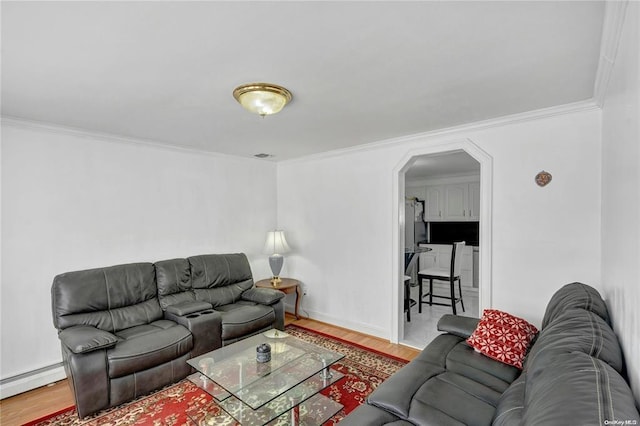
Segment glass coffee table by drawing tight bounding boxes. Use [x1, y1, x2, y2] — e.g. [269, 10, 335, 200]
[186, 330, 345, 425]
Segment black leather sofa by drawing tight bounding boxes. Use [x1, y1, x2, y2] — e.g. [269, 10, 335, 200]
[51, 253, 285, 418]
[341, 283, 640, 425]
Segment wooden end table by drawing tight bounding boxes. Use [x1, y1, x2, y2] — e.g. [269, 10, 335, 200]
[255, 278, 302, 320]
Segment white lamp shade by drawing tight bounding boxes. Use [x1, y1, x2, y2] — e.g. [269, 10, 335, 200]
[264, 230, 291, 255]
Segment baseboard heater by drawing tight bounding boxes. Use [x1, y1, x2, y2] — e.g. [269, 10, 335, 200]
[0, 362, 65, 399]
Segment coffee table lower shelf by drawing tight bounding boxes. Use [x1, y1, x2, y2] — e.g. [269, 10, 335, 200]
[186, 370, 344, 425]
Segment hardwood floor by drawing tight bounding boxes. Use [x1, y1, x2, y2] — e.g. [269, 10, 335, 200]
[0, 315, 419, 425]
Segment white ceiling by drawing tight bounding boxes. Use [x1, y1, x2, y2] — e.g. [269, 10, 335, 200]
[406, 151, 480, 180]
[1, 1, 605, 161]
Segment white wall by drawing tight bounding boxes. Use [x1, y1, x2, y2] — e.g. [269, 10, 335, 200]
[0, 121, 277, 386]
[277, 108, 602, 337]
[601, 1, 639, 405]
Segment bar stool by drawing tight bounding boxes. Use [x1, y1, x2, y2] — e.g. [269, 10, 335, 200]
[417, 241, 466, 315]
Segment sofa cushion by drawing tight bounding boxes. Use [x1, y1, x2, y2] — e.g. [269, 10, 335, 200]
[107, 320, 192, 378]
[466, 309, 538, 369]
[154, 258, 194, 310]
[368, 357, 444, 419]
[339, 404, 411, 426]
[525, 308, 623, 373]
[522, 352, 639, 425]
[541, 282, 610, 328]
[215, 303, 275, 341]
[189, 253, 252, 289]
[409, 372, 499, 426]
[52, 262, 162, 332]
[195, 280, 254, 307]
[491, 374, 525, 426]
[446, 341, 520, 393]
[189, 254, 254, 307]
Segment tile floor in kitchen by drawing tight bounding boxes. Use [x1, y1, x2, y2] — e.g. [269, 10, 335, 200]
[401, 283, 479, 349]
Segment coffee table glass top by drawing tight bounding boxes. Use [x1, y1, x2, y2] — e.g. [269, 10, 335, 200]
[188, 331, 344, 411]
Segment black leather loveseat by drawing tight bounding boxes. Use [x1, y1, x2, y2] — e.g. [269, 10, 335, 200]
[340, 283, 639, 425]
[51, 253, 285, 418]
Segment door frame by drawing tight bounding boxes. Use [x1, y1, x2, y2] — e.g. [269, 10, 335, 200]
[391, 138, 493, 343]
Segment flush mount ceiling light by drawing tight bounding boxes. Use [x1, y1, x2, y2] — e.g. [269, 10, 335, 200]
[233, 83, 292, 116]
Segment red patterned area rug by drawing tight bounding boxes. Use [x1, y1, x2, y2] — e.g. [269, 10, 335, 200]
[25, 324, 408, 426]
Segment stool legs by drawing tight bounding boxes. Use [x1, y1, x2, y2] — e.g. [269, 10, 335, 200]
[417, 275, 464, 315]
[418, 276, 423, 313]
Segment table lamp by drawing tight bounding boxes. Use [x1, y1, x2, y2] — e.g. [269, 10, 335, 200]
[264, 230, 291, 286]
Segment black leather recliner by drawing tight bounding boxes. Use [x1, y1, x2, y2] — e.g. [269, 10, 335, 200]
[340, 283, 640, 425]
[51, 253, 285, 418]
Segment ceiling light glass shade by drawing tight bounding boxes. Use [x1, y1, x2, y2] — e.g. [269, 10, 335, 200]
[233, 83, 292, 116]
[263, 230, 291, 255]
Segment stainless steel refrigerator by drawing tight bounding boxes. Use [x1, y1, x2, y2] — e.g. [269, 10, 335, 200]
[404, 199, 427, 251]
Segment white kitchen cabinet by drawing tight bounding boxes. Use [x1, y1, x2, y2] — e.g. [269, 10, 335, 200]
[423, 182, 479, 222]
[424, 186, 444, 221]
[444, 184, 468, 220]
[468, 182, 480, 221]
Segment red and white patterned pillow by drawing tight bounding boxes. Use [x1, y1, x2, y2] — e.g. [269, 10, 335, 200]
[466, 309, 539, 369]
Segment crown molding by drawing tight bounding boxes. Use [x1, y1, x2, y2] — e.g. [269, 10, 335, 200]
[280, 99, 600, 165]
[0, 116, 270, 164]
[593, 0, 629, 107]
[3, 98, 600, 167]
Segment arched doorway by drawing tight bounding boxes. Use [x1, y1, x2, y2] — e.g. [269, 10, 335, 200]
[390, 139, 493, 343]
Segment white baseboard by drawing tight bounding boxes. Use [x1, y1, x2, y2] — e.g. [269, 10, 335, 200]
[295, 307, 388, 341]
[0, 365, 66, 399]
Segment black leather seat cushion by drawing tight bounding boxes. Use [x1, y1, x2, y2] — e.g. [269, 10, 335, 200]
[107, 320, 192, 378]
[367, 333, 520, 425]
[215, 303, 275, 341]
[445, 342, 519, 393]
[410, 372, 498, 426]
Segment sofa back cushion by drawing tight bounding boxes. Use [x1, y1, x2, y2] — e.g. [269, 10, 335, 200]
[188, 253, 252, 288]
[52, 262, 162, 332]
[154, 258, 194, 310]
[188, 253, 253, 307]
[541, 282, 610, 328]
[525, 309, 623, 373]
[519, 352, 639, 425]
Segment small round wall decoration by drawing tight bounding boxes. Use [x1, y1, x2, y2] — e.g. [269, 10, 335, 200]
[535, 170, 552, 187]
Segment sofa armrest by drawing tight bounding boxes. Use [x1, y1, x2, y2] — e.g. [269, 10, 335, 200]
[437, 315, 480, 339]
[165, 301, 213, 316]
[242, 287, 285, 305]
[59, 326, 118, 354]
[61, 345, 110, 418]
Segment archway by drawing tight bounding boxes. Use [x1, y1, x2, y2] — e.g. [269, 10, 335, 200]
[390, 138, 493, 343]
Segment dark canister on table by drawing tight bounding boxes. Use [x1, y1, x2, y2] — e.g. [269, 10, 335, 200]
[256, 343, 271, 363]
